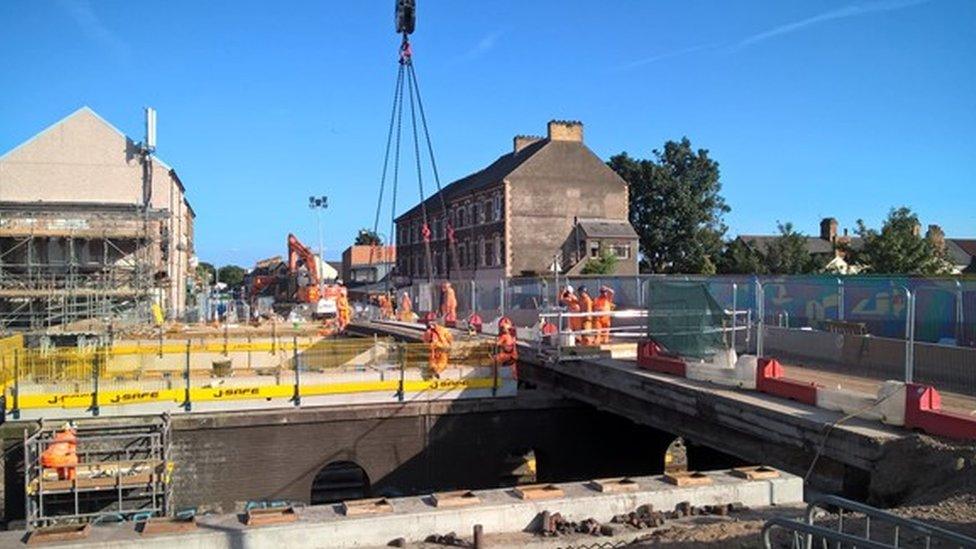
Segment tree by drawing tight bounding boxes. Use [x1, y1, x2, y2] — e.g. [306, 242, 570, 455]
[852, 207, 951, 275]
[609, 138, 729, 274]
[764, 222, 825, 275]
[581, 248, 618, 275]
[355, 229, 382, 246]
[196, 262, 216, 285]
[717, 238, 766, 275]
[217, 264, 247, 287]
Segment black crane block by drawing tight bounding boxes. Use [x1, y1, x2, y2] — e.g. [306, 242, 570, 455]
[395, 0, 416, 35]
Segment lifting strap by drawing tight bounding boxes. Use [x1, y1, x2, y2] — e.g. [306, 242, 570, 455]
[370, 31, 460, 290]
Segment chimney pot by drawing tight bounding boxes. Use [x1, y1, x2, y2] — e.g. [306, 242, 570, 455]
[547, 120, 583, 142]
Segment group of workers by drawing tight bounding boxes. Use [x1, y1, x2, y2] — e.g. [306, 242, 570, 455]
[423, 314, 518, 380]
[559, 284, 616, 345]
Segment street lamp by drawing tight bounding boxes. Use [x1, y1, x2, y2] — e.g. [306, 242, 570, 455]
[308, 195, 328, 287]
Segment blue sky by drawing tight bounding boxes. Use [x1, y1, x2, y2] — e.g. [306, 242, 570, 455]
[1, 0, 973, 266]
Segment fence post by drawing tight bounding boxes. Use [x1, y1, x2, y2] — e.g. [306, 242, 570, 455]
[12, 348, 20, 420]
[292, 336, 301, 406]
[91, 346, 101, 417]
[956, 280, 964, 344]
[470, 280, 477, 318]
[837, 278, 845, 321]
[904, 288, 915, 384]
[756, 279, 764, 358]
[157, 325, 163, 358]
[223, 325, 229, 357]
[500, 278, 506, 316]
[184, 339, 192, 412]
[396, 345, 405, 402]
[731, 282, 738, 352]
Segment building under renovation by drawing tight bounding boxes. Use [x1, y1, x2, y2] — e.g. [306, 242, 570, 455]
[0, 106, 195, 330]
[395, 120, 638, 281]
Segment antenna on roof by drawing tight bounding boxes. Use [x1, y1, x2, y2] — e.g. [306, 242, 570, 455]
[144, 107, 157, 152]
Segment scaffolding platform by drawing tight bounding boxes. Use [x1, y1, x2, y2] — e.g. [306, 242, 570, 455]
[23, 416, 172, 530]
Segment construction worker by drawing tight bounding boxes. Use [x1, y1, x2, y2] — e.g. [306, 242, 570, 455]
[593, 286, 616, 345]
[41, 423, 78, 481]
[336, 286, 351, 332]
[440, 281, 458, 326]
[559, 285, 582, 343]
[422, 320, 453, 378]
[398, 291, 414, 322]
[493, 317, 519, 380]
[578, 285, 594, 346]
[378, 293, 394, 320]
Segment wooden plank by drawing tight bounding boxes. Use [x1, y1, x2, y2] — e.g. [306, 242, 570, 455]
[26, 524, 91, 545]
[341, 497, 394, 516]
[729, 465, 780, 480]
[431, 490, 480, 508]
[38, 472, 155, 492]
[663, 471, 713, 487]
[513, 484, 565, 500]
[245, 507, 297, 526]
[139, 517, 198, 535]
[588, 477, 639, 493]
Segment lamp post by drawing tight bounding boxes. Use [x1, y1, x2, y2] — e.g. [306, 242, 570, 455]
[308, 195, 328, 288]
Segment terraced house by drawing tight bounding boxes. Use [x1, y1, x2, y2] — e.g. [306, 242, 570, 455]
[395, 120, 638, 281]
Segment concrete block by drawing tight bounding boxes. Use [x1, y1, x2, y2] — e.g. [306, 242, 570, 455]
[685, 353, 756, 390]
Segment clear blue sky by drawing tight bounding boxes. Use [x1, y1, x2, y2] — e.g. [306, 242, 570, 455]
[1, 0, 973, 266]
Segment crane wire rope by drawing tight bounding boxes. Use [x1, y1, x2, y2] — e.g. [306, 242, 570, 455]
[371, 20, 459, 296]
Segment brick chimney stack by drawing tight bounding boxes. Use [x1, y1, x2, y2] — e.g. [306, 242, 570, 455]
[926, 224, 946, 251]
[820, 217, 839, 243]
[513, 135, 543, 154]
[547, 120, 583, 142]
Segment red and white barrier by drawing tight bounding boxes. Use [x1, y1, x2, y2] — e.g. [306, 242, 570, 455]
[637, 340, 976, 441]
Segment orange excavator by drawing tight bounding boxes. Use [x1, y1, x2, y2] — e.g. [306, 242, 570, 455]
[288, 233, 321, 303]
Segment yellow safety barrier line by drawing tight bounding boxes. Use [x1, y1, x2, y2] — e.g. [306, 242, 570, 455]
[5, 377, 499, 410]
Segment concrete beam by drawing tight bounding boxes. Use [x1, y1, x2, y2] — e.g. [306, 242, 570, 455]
[0, 469, 803, 548]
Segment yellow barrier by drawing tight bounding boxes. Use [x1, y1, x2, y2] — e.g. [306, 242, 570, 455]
[7, 377, 498, 411]
[2, 337, 503, 413]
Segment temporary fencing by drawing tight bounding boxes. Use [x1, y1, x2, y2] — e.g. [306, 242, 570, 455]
[2, 335, 514, 419]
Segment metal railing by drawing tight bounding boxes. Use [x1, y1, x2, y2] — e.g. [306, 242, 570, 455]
[762, 495, 976, 548]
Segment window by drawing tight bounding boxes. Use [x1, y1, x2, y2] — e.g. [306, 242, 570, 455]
[479, 236, 486, 267]
[590, 244, 600, 258]
[612, 245, 630, 259]
[483, 199, 492, 223]
[459, 244, 466, 268]
[492, 194, 502, 221]
[493, 234, 502, 267]
[467, 203, 475, 225]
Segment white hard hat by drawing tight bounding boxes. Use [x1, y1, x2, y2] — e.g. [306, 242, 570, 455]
[564, 284, 574, 294]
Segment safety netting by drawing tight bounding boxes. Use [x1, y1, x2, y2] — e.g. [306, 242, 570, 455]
[646, 281, 730, 359]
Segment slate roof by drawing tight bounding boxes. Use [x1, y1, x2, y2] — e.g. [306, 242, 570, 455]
[395, 139, 547, 222]
[737, 235, 837, 255]
[577, 218, 638, 239]
[947, 239, 976, 267]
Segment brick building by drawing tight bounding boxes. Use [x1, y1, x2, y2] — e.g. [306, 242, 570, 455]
[395, 120, 637, 281]
[341, 245, 396, 285]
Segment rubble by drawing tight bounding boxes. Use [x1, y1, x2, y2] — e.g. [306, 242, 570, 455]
[539, 501, 748, 538]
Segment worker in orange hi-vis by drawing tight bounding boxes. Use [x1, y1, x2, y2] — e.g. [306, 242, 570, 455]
[422, 320, 453, 378]
[379, 293, 394, 320]
[41, 422, 79, 480]
[336, 286, 351, 332]
[578, 285, 594, 346]
[492, 318, 519, 380]
[398, 291, 413, 321]
[559, 285, 582, 342]
[440, 281, 458, 325]
[593, 286, 616, 345]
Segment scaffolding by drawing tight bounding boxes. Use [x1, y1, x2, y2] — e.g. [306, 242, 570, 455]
[0, 204, 166, 332]
[23, 416, 172, 530]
